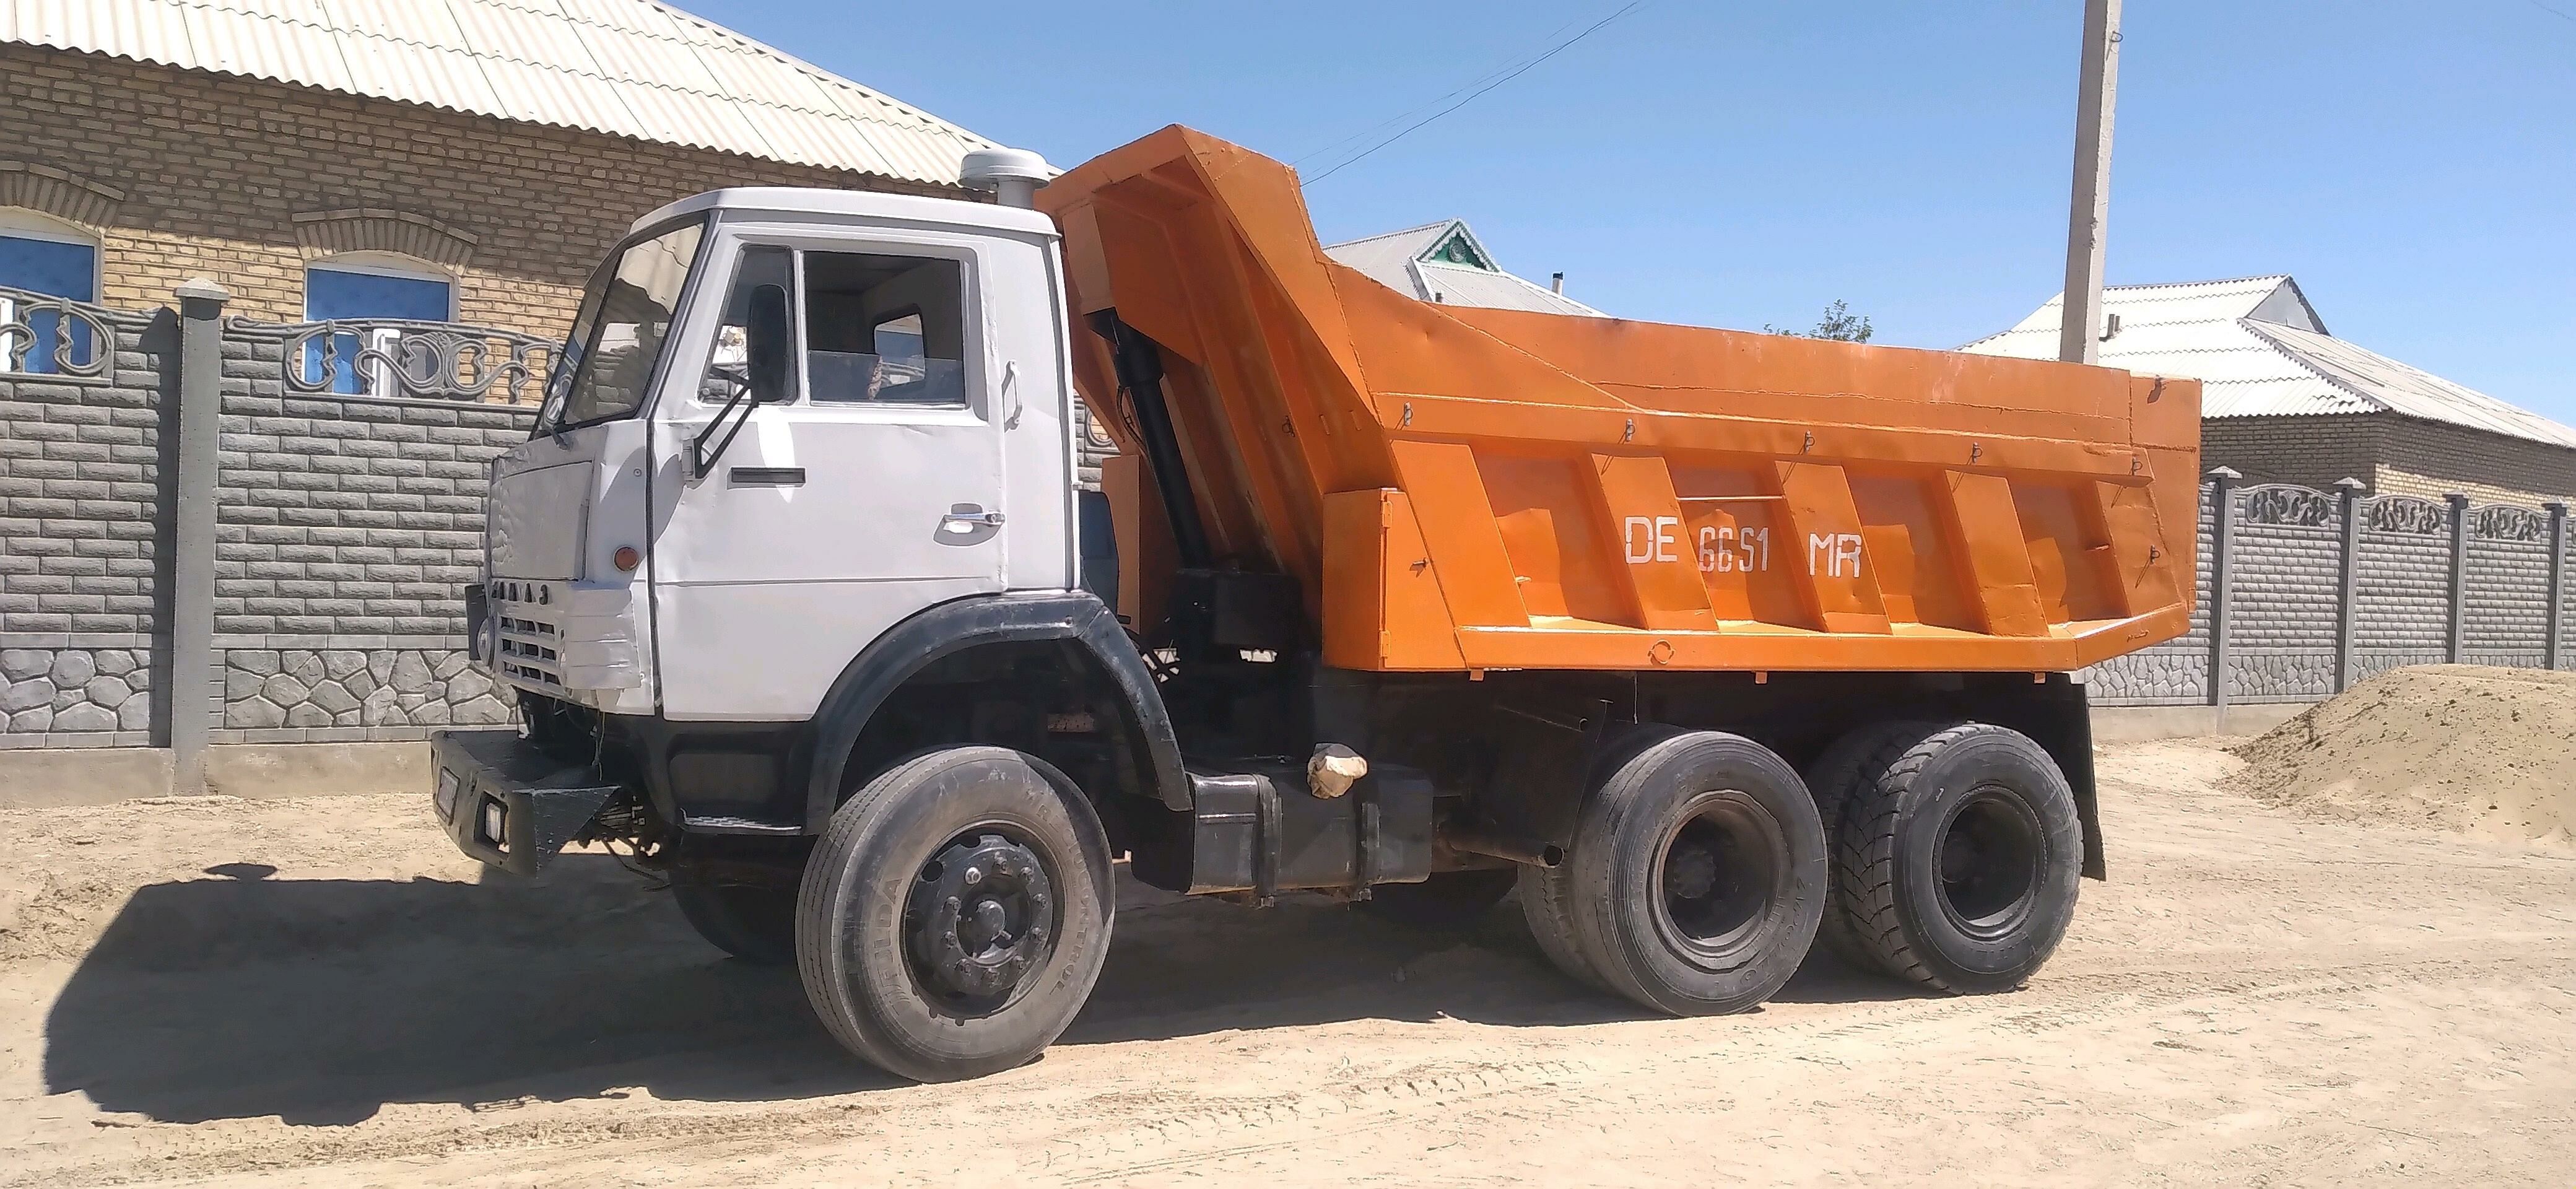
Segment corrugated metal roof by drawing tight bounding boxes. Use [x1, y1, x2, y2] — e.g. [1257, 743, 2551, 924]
[1960, 275, 2576, 450]
[1323, 219, 1603, 317]
[0, 0, 999, 186]
[2250, 320, 2576, 450]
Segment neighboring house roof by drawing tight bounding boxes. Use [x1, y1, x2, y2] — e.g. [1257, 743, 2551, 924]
[0, 0, 998, 186]
[1960, 275, 2576, 451]
[1323, 219, 1602, 316]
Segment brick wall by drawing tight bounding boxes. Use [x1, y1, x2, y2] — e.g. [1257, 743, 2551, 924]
[1, 44, 948, 341]
[2203, 414, 2385, 492]
[2378, 418, 2576, 503]
[2205, 411, 2576, 506]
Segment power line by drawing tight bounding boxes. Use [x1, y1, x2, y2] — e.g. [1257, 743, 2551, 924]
[1301, 2, 1650, 188]
[2527, 0, 2576, 22]
[1289, 12, 1600, 170]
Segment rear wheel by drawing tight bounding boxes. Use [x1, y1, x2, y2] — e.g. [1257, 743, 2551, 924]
[1801, 721, 1933, 970]
[795, 747, 1114, 1082]
[1534, 729, 1825, 1016]
[673, 882, 795, 965]
[1360, 867, 1519, 930]
[1832, 723, 2082, 993]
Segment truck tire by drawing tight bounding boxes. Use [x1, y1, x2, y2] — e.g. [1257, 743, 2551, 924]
[794, 746, 1115, 1082]
[1549, 730, 1826, 1016]
[673, 882, 795, 966]
[1360, 868, 1519, 931]
[1519, 861, 1607, 991]
[1832, 723, 2082, 994]
[1801, 720, 1934, 970]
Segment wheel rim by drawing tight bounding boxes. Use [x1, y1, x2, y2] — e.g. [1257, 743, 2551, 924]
[1935, 786, 2043, 939]
[903, 827, 1058, 1017]
[1651, 791, 1786, 965]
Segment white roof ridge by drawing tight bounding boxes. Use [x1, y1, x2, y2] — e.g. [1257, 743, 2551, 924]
[2234, 318, 2391, 412]
[2102, 274, 2293, 294]
[1323, 220, 1458, 251]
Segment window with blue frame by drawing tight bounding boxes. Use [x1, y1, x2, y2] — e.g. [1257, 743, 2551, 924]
[302, 259, 455, 394]
[0, 220, 102, 374]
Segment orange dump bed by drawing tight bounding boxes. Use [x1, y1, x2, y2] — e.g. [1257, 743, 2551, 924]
[1040, 126, 2200, 674]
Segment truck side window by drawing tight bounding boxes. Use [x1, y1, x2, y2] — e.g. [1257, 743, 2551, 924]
[803, 251, 967, 406]
[697, 245, 794, 404]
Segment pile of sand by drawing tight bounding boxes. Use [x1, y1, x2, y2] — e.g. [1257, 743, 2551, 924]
[2231, 664, 2576, 847]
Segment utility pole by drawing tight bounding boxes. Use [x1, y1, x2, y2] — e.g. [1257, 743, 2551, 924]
[2058, 0, 2121, 364]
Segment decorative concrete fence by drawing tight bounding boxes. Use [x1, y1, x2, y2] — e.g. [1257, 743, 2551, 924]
[2082, 469, 2570, 707]
[2, 282, 537, 793]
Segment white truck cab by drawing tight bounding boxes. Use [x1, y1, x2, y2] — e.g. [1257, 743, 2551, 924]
[434, 152, 1242, 1083]
[481, 174, 1079, 727]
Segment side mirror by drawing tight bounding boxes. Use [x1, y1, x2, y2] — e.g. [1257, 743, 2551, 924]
[746, 284, 791, 404]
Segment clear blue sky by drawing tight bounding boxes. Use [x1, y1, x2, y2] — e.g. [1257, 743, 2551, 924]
[678, 1, 2574, 419]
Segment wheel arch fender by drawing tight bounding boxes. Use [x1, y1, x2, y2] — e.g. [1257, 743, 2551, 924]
[802, 591, 1190, 832]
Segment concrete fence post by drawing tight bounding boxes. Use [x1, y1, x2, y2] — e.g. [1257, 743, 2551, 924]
[170, 279, 229, 796]
[2333, 477, 2365, 692]
[2443, 493, 2469, 666]
[2207, 468, 2240, 713]
[2547, 500, 2567, 671]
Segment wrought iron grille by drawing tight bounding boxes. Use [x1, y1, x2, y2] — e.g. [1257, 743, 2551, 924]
[268, 318, 559, 404]
[2472, 503, 2549, 542]
[0, 284, 115, 380]
[2239, 483, 2339, 528]
[2360, 494, 2449, 536]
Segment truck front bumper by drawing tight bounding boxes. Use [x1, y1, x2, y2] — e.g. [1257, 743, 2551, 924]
[429, 729, 622, 876]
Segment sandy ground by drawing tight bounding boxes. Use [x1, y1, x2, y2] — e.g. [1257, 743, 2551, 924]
[2, 738, 2573, 1187]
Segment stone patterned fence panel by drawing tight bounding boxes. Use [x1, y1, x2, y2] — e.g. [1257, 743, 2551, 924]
[2352, 495, 2456, 682]
[2463, 505, 2552, 669]
[2226, 484, 2344, 703]
[209, 319, 534, 743]
[0, 289, 175, 749]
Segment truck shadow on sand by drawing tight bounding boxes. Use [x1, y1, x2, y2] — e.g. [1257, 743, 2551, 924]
[43, 856, 1917, 1126]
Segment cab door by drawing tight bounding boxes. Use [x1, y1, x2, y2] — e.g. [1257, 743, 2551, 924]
[650, 225, 1009, 721]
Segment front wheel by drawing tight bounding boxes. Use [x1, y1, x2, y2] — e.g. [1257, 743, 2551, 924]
[673, 881, 795, 965]
[795, 747, 1115, 1082]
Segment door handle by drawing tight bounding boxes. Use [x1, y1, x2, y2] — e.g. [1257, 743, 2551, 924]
[940, 505, 1005, 534]
[729, 466, 805, 487]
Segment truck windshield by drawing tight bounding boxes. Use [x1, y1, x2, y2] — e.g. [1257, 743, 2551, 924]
[536, 217, 707, 434]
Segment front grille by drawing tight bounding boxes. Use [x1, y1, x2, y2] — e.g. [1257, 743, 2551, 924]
[483, 577, 640, 695]
[490, 586, 566, 689]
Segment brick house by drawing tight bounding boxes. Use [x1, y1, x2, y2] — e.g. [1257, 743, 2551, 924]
[1963, 276, 2576, 507]
[0, 1, 1056, 765]
[0, 0, 996, 348]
